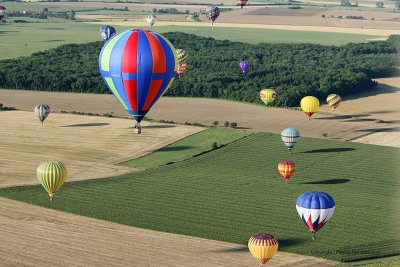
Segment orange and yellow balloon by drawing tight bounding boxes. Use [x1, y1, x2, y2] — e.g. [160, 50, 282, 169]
[278, 160, 296, 182]
[260, 89, 277, 106]
[37, 161, 67, 201]
[300, 96, 319, 119]
[326, 94, 341, 111]
[248, 233, 279, 265]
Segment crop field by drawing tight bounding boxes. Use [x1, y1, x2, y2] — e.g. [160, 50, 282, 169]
[1, 133, 399, 262]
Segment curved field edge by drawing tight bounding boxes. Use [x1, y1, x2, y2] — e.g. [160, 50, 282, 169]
[0, 133, 399, 262]
[120, 127, 251, 169]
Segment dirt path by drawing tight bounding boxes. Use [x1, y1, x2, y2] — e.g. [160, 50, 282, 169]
[0, 110, 203, 188]
[0, 197, 337, 267]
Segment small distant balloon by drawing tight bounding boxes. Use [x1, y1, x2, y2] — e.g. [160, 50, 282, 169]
[205, 6, 220, 25]
[146, 15, 157, 26]
[296, 191, 335, 240]
[326, 94, 341, 111]
[239, 61, 250, 74]
[177, 62, 187, 77]
[37, 161, 68, 201]
[236, 0, 248, 9]
[248, 233, 278, 265]
[281, 128, 300, 152]
[278, 160, 296, 182]
[176, 49, 188, 65]
[300, 96, 319, 120]
[260, 89, 277, 106]
[0, 6, 6, 22]
[99, 26, 116, 41]
[34, 104, 50, 125]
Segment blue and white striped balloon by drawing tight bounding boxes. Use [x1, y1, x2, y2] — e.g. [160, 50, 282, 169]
[281, 128, 300, 152]
[34, 104, 50, 125]
[100, 26, 116, 41]
[296, 191, 335, 239]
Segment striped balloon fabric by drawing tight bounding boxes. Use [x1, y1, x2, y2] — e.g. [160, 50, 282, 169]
[236, 0, 248, 9]
[205, 6, 220, 25]
[34, 104, 50, 125]
[248, 233, 279, 265]
[37, 161, 68, 201]
[296, 192, 335, 239]
[99, 29, 178, 124]
[176, 49, 188, 65]
[326, 94, 341, 111]
[278, 160, 296, 181]
[177, 62, 187, 77]
[281, 128, 300, 152]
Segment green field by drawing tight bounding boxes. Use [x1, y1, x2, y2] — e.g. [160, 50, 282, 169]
[0, 19, 383, 59]
[122, 127, 250, 169]
[333, 255, 400, 266]
[1, 132, 399, 262]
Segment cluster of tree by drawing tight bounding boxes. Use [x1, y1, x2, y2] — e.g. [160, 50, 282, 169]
[0, 33, 398, 107]
[151, 8, 187, 14]
[6, 10, 75, 20]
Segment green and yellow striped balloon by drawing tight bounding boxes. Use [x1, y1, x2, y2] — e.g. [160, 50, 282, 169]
[37, 161, 67, 201]
[176, 49, 188, 65]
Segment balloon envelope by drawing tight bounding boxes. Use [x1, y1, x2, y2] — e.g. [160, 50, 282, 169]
[260, 89, 277, 106]
[205, 6, 220, 24]
[281, 128, 300, 151]
[0, 6, 6, 21]
[37, 161, 68, 200]
[278, 160, 295, 181]
[326, 94, 341, 111]
[99, 29, 177, 123]
[100, 26, 116, 41]
[300, 96, 319, 119]
[296, 191, 335, 239]
[248, 233, 278, 265]
[146, 15, 156, 26]
[236, 0, 248, 9]
[177, 62, 187, 77]
[34, 104, 50, 124]
[176, 49, 188, 65]
[239, 61, 250, 73]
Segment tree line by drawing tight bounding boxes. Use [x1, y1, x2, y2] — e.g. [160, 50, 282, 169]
[0, 33, 398, 107]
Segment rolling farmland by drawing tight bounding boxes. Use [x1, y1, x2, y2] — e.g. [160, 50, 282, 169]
[1, 133, 399, 262]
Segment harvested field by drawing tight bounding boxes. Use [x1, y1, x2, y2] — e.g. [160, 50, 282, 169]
[0, 197, 337, 267]
[0, 110, 202, 188]
[0, 89, 397, 142]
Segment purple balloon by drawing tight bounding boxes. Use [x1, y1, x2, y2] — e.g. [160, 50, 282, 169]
[239, 61, 250, 73]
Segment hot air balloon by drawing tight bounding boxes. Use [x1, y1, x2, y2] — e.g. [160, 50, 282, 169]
[281, 128, 300, 152]
[99, 29, 178, 134]
[176, 49, 188, 65]
[326, 94, 341, 111]
[248, 233, 278, 265]
[296, 191, 335, 240]
[0, 6, 6, 22]
[236, 0, 248, 9]
[239, 61, 250, 74]
[37, 161, 68, 201]
[177, 62, 187, 77]
[34, 104, 50, 125]
[260, 89, 277, 106]
[100, 26, 116, 41]
[278, 160, 295, 182]
[146, 15, 157, 26]
[300, 96, 319, 120]
[205, 6, 220, 25]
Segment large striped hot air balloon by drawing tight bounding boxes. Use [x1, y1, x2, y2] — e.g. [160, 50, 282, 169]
[260, 89, 277, 106]
[248, 233, 279, 265]
[37, 161, 68, 201]
[205, 6, 220, 25]
[281, 128, 300, 152]
[296, 192, 335, 240]
[278, 160, 295, 182]
[0, 6, 6, 22]
[34, 104, 50, 125]
[100, 26, 116, 41]
[326, 94, 341, 111]
[176, 49, 188, 65]
[300, 96, 319, 120]
[99, 29, 178, 133]
[236, 0, 248, 9]
[177, 62, 187, 77]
